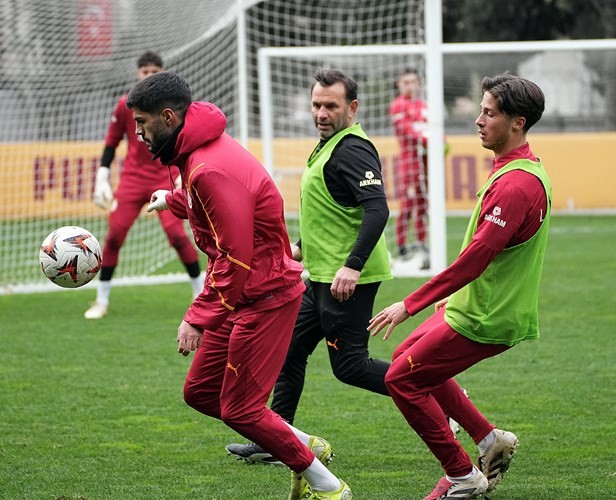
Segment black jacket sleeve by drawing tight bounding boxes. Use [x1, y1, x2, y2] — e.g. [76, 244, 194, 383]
[323, 136, 389, 272]
[345, 197, 389, 271]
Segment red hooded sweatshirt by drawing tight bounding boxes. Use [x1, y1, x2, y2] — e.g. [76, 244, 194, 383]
[162, 102, 304, 332]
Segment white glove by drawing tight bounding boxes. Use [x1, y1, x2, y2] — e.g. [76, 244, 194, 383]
[174, 175, 182, 189]
[147, 190, 169, 212]
[93, 167, 113, 209]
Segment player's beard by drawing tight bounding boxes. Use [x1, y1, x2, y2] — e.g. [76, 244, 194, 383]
[313, 105, 352, 140]
[147, 119, 173, 153]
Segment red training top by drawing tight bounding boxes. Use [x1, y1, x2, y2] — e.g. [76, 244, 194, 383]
[164, 102, 305, 332]
[404, 142, 548, 316]
[389, 94, 428, 156]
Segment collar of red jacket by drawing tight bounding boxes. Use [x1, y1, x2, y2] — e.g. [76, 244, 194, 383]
[493, 142, 537, 171]
[160, 101, 227, 166]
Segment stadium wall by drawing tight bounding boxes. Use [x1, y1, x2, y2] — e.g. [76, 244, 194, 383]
[2, 132, 613, 219]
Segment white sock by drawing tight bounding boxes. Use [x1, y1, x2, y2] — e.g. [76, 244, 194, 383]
[97, 280, 111, 307]
[477, 430, 496, 455]
[446, 465, 478, 482]
[284, 425, 340, 492]
[301, 457, 340, 492]
[190, 274, 203, 299]
[284, 422, 310, 446]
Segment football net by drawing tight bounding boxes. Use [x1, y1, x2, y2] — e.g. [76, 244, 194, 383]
[2, 0, 615, 293]
[0, 0, 243, 293]
[0, 0, 427, 292]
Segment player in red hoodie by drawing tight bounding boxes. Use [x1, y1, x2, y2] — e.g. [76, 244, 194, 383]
[127, 72, 352, 500]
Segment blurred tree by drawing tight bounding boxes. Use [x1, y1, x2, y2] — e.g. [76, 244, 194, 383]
[443, 0, 608, 42]
[442, 0, 616, 128]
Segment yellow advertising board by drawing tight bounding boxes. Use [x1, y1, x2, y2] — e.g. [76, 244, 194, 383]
[249, 132, 616, 212]
[1, 142, 125, 219]
[1, 132, 614, 219]
[435, 132, 616, 211]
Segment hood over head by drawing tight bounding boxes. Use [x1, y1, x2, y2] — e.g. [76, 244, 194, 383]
[160, 101, 227, 165]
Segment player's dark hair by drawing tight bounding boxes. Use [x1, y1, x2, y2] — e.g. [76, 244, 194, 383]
[137, 50, 164, 69]
[400, 67, 420, 79]
[395, 67, 421, 91]
[126, 71, 192, 118]
[312, 68, 358, 103]
[481, 72, 545, 131]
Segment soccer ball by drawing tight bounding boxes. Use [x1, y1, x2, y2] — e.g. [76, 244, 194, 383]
[39, 226, 102, 288]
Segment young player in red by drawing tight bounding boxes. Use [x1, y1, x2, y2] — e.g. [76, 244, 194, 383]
[388, 68, 430, 268]
[129, 71, 352, 500]
[370, 73, 550, 499]
[85, 51, 202, 319]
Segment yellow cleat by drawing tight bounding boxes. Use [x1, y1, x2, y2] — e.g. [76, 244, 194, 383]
[289, 436, 334, 500]
[307, 480, 352, 499]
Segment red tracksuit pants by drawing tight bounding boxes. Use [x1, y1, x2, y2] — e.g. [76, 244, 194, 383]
[394, 154, 428, 248]
[183, 294, 315, 473]
[385, 308, 510, 477]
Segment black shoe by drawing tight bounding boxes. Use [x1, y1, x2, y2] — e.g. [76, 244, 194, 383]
[398, 245, 408, 259]
[225, 442, 283, 465]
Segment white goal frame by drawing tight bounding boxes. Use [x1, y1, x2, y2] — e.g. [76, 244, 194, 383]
[258, 3, 448, 276]
[258, 31, 616, 277]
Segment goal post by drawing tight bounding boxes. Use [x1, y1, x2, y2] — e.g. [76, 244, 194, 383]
[257, 35, 616, 280]
[258, 43, 448, 277]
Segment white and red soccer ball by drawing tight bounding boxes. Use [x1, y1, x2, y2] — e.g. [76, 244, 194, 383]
[39, 226, 102, 288]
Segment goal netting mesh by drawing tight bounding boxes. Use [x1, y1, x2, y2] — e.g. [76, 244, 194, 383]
[1, 0, 243, 292]
[0, 0, 426, 292]
[2, 0, 615, 292]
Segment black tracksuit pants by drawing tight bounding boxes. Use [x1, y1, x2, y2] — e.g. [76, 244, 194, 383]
[271, 279, 390, 424]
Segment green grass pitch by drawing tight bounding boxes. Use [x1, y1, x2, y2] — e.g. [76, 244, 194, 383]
[0, 215, 614, 499]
